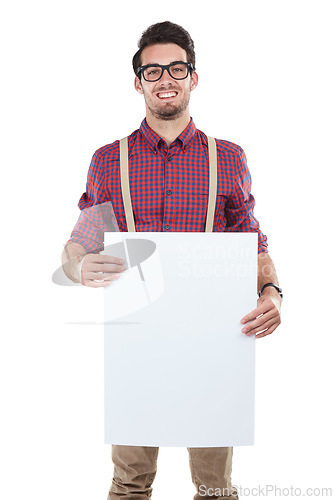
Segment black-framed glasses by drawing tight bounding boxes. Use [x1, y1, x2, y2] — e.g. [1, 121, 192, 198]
[136, 61, 194, 82]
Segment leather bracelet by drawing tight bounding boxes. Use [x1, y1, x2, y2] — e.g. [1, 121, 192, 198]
[259, 282, 283, 301]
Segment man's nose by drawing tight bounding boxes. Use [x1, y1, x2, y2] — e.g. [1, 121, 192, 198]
[159, 67, 173, 84]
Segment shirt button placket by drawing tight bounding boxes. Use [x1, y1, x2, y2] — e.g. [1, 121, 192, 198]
[164, 153, 174, 232]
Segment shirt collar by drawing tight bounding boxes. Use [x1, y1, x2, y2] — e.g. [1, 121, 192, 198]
[139, 117, 197, 152]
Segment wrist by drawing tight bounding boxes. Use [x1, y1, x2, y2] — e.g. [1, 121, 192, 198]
[261, 287, 281, 301]
[62, 251, 86, 283]
[70, 255, 86, 283]
[258, 282, 283, 302]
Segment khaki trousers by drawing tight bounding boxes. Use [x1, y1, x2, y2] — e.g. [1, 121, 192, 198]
[107, 445, 238, 499]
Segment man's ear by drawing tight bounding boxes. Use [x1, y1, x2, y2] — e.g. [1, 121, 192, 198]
[134, 76, 144, 95]
[190, 71, 199, 91]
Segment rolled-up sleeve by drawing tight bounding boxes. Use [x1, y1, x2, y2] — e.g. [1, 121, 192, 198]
[65, 150, 115, 253]
[224, 147, 268, 254]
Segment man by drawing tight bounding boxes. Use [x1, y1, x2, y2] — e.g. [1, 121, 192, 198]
[62, 21, 282, 500]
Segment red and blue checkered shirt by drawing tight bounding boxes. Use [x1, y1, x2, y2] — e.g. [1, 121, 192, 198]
[66, 118, 268, 254]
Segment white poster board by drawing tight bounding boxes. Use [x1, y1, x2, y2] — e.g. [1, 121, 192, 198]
[103, 232, 257, 447]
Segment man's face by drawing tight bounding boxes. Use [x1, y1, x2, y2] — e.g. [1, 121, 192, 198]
[134, 43, 198, 121]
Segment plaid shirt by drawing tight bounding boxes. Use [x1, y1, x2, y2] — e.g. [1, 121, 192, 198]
[66, 118, 268, 253]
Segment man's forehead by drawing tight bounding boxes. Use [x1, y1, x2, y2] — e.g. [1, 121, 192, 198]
[140, 43, 187, 65]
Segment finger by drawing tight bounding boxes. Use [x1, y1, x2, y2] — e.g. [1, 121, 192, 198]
[240, 300, 272, 324]
[244, 316, 279, 336]
[84, 262, 127, 273]
[84, 272, 122, 282]
[255, 323, 277, 339]
[242, 309, 280, 333]
[86, 254, 126, 266]
[241, 301, 270, 324]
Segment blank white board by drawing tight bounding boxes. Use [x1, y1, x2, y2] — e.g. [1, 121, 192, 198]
[103, 232, 257, 447]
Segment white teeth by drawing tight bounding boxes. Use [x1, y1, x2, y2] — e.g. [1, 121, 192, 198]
[158, 92, 177, 98]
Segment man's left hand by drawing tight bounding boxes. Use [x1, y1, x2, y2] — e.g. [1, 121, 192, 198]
[240, 292, 281, 339]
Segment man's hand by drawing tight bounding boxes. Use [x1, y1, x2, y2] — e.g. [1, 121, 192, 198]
[78, 254, 127, 287]
[240, 290, 281, 339]
[62, 243, 127, 287]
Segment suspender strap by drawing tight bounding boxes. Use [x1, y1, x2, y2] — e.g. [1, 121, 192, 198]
[119, 137, 136, 232]
[119, 135, 217, 233]
[205, 136, 217, 232]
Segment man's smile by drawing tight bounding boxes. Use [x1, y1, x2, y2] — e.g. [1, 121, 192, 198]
[156, 91, 178, 100]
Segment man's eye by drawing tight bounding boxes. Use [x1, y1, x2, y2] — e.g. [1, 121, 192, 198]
[171, 66, 185, 73]
[147, 69, 159, 75]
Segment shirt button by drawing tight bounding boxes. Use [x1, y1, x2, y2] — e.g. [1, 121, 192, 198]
[165, 225, 170, 231]
[166, 189, 172, 195]
[166, 156, 172, 161]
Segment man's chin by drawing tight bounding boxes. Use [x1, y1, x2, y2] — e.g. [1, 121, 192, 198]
[153, 105, 185, 120]
[158, 111, 180, 120]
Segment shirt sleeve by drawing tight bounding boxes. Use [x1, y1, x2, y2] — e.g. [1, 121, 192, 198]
[224, 147, 268, 254]
[65, 150, 117, 253]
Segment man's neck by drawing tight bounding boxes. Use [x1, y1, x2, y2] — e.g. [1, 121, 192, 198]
[145, 112, 191, 148]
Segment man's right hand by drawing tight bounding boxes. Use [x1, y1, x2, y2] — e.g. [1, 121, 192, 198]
[62, 243, 127, 287]
[78, 253, 127, 287]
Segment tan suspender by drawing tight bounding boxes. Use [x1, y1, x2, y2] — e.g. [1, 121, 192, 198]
[119, 137, 136, 232]
[119, 136, 217, 233]
[206, 136, 218, 233]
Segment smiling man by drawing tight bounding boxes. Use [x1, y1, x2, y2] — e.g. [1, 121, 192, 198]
[62, 20, 282, 500]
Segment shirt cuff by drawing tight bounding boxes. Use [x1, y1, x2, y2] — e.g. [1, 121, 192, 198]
[65, 235, 104, 254]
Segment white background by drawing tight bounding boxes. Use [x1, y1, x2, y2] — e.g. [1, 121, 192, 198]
[1, 1, 332, 499]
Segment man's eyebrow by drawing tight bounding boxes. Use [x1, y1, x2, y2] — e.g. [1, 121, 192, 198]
[144, 60, 187, 66]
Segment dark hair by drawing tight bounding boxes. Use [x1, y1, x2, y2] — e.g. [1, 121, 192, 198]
[132, 21, 196, 76]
